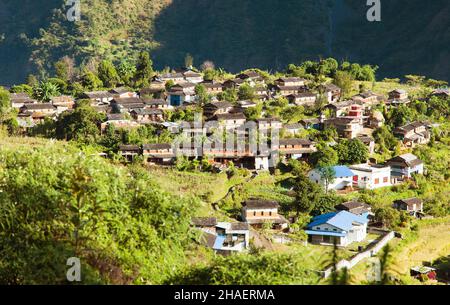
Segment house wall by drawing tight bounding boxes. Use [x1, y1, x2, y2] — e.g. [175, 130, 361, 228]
[309, 171, 353, 191]
[243, 207, 279, 221]
[255, 156, 269, 170]
[351, 167, 391, 190]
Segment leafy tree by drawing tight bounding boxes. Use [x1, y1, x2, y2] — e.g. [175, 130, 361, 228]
[134, 51, 154, 88]
[97, 60, 120, 88]
[33, 81, 60, 102]
[405, 75, 425, 86]
[10, 84, 33, 95]
[55, 101, 106, 143]
[336, 139, 369, 164]
[26, 74, 39, 87]
[218, 88, 238, 103]
[238, 83, 256, 100]
[373, 126, 399, 152]
[317, 166, 336, 193]
[243, 104, 262, 121]
[311, 144, 338, 167]
[333, 71, 353, 98]
[293, 174, 322, 216]
[184, 53, 194, 69]
[0, 87, 10, 118]
[195, 84, 210, 105]
[117, 59, 136, 86]
[81, 70, 103, 90]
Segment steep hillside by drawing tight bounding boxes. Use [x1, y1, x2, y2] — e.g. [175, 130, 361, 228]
[0, 0, 449, 84]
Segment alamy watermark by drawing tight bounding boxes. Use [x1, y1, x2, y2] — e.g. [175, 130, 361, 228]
[367, 0, 381, 22]
[66, 0, 81, 22]
[66, 257, 81, 282]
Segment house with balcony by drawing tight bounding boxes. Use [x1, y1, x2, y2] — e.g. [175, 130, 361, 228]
[394, 121, 431, 147]
[386, 89, 410, 107]
[320, 83, 341, 103]
[118, 145, 141, 162]
[142, 143, 175, 165]
[324, 117, 364, 139]
[203, 101, 234, 118]
[191, 218, 250, 254]
[385, 153, 424, 179]
[275, 138, 317, 160]
[241, 199, 289, 230]
[286, 92, 317, 106]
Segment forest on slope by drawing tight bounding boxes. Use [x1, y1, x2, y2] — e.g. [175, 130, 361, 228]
[0, 0, 449, 85]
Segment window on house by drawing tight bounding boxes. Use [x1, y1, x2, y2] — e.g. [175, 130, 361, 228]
[261, 211, 264, 216]
[269, 211, 272, 216]
[374, 178, 380, 184]
[253, 211, 256, 216]
[383, 177, 388, 183]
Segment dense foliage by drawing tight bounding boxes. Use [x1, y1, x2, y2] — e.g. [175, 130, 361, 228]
[0, 141, 199, 284]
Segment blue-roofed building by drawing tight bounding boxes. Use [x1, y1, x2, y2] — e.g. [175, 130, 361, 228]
[305, 211, 368, 247]
[308, 165, 355, 192]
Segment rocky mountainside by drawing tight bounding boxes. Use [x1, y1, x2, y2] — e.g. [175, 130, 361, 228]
[0, 0, 448, 84]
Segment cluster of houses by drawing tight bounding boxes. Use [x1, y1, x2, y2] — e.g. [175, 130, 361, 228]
[308, 152, 424, 192]
[193, 194, 425, 254]
[6, 69, 439, 260]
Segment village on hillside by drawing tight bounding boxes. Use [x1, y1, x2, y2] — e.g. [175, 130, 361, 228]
[1, 58, 449, 285]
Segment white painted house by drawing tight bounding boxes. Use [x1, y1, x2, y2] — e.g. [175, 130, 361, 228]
[308, 165, 355, 192]
[306, 211, 368, 247]
[349, 163, 392, 190]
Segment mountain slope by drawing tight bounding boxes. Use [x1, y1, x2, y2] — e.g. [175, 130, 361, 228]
[0, 0, 448, 84]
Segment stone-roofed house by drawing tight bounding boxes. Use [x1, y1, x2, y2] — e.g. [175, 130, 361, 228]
[386, 89, 410, 107]
[241, 199, 289, 230]
[211, 113, 247, 129]
[118, 144, 141, 162]
[335, 201, 372, 218]
[256, 118, 283, 130]
[142, 143, 175, 165]
[283, 123, 304, 135]
[320, 83, 342, 103]
[275, 138, 317, 160]
[10, 92, 37, 108]
[393, 198, 424, 217]
[385, 153, 424, 179]
[130, 108, 164, 123]
[81, 91, 115, 105]
[393, 121, 431, 147]
[203, 101, 234, 118]
[109, 87, 138, 99]
[286, 92, 317, 106]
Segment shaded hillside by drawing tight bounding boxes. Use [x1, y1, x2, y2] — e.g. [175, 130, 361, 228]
[0, 0, 449, 84]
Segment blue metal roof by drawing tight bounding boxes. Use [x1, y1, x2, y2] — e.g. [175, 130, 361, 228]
[307, 211, 368, 231]
[213, 235, 225, 250]
[305, 230, 346, 237]
[332, 165, 355, 178]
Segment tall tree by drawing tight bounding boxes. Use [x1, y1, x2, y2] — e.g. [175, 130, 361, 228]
[134, 52, 154, 88]
[333, 71, 354, 98]
[293, 174, 322, 216]
[97, 60, 120, 88]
